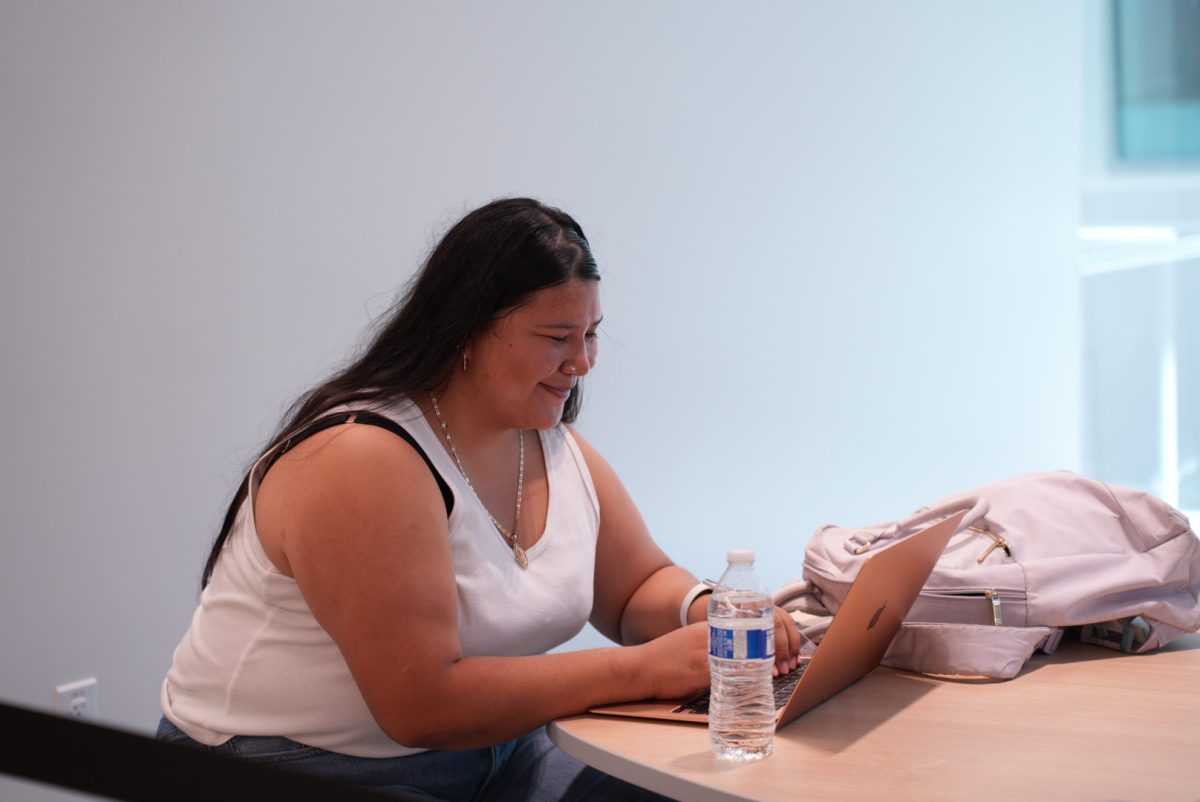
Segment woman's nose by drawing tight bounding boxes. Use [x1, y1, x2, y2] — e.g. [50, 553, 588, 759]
[563, 339, 593, 377]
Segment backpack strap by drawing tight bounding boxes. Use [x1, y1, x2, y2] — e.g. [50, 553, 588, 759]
[263, 411, 454, 516]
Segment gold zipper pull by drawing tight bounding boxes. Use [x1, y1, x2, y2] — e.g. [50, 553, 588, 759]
[985, 589, 1004, 626]
[972, 527, 1011, 563]
[976, 541, 1002, 563]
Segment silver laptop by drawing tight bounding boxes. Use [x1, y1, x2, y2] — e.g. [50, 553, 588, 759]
[590, 510, 965, 728]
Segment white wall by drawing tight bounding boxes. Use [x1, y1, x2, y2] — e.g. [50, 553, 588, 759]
[0, 2, 1082, 794]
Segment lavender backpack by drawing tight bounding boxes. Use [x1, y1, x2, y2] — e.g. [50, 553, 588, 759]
[776, 471, 1200, 679]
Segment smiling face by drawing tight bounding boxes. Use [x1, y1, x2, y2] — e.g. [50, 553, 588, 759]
[465, 278, 602, 430]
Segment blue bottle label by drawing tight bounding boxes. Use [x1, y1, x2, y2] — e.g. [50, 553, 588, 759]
[709, 626, 775, 660]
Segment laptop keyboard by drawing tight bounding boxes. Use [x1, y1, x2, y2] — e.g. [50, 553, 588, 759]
[672, 661, 809, 715]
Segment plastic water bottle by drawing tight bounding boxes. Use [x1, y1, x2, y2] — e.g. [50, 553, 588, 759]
[708, 549, 775, 761]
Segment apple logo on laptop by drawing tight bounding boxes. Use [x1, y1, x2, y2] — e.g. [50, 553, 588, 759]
[868, 602, 887, 630]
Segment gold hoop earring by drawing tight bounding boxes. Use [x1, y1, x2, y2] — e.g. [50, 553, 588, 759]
[462, 351, 468, 372]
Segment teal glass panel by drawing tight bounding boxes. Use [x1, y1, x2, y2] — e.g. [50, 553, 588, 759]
[1114, 0, 1200, 162]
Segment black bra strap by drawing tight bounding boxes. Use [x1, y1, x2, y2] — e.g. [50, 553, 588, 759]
[263, 411, 454, 516]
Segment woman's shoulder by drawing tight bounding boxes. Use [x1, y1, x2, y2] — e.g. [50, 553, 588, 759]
[558, 422, 599, 461]
[260, 414, 444, 509]
[253, 413, 450, 578]
[275, 395, 431, 467]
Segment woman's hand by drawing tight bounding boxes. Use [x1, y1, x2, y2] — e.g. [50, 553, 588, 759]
[773, 606, 803, 676]
[637, 607, 803, 699]
[636, 622, 711, 700]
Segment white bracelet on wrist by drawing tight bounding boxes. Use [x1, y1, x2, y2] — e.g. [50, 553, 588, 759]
[679, 581, 714, 627]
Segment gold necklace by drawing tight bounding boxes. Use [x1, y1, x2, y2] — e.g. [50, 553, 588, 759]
[429, 392, 528, 568]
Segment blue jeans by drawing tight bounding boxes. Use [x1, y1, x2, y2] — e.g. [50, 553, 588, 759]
[156, 718, 668, 801]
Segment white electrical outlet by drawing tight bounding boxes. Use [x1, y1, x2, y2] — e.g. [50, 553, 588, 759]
[54, 677, 99, 720]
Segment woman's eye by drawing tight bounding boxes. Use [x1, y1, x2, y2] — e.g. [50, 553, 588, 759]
[542, 331, 597, 343]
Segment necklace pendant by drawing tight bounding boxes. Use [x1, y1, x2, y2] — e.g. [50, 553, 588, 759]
[511, 541, 529, 569]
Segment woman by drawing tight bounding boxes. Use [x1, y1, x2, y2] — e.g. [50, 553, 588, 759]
[159, 198, 802, 799]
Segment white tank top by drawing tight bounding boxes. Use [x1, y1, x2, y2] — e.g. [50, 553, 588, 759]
[161, 397, 600, 757]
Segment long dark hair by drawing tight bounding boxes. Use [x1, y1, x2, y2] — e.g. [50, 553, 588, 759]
[201, 197, 600, 588]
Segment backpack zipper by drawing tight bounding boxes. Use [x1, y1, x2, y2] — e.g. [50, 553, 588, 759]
[985, 588, 1003, 626]
[916, 587, 1019, 626]
[970, 526, 1011, 564]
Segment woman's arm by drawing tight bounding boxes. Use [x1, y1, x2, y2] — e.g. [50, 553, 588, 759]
[565, 426, 704, 644]
[254, 424, 710, 750]
[569, 426, 804, 674]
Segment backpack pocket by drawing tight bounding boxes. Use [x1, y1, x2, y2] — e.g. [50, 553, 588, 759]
[909, 588, 1028, 627]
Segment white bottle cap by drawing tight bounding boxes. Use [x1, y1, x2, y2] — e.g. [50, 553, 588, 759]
[726, 549, 755, 564]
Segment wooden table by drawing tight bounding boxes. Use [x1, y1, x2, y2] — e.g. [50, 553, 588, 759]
[549, 634, 1200, 801]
